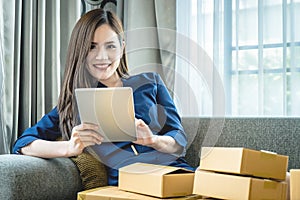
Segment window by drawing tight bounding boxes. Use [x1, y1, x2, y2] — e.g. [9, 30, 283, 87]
[175, 0, 300, 116]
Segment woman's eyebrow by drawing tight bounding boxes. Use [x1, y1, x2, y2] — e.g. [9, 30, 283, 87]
[104, 41, 117, 45]
[91, 41, 116, 45]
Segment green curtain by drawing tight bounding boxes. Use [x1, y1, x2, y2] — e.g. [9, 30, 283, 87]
[117, 0, 177, 93]
[0, 0, 81, 154]
[0, 16, 5, 153]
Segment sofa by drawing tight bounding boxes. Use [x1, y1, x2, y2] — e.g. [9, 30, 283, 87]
[1, 117, 299, 200]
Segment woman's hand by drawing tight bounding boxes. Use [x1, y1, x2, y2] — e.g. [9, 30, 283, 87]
[67, 123, 103, 157]
[19, 123, 103, 158]
[133, 118, 182, 154]
[133, 119, 157, 146]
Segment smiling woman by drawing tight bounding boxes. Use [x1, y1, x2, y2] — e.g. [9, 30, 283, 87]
[12, 8, 194, 187]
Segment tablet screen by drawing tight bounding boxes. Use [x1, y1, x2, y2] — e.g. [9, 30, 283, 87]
[75, 87, 136, 142]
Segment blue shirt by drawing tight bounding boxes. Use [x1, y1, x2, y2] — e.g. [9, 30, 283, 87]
[13, 72, 194, 185]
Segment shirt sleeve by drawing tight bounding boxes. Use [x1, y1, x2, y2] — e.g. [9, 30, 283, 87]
[154, 73, 188, 155]
[12, 107, 61, 154]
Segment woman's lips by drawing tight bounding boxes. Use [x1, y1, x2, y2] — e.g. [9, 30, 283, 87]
[94, 63, 111, 70]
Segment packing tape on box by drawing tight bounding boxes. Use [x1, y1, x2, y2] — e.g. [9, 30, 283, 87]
[260, 150, 277, 159]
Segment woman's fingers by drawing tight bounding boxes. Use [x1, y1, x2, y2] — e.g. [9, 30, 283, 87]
[74, 123, 99, 131]
[71, 123, 103, 145]
[134, 119, 156, 146]
[74, 130, 103, 143]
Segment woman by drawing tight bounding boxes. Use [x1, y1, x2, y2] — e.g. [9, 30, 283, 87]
[13, 8, 193, 186]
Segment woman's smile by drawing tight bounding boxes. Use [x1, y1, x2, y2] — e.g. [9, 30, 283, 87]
[93, 63, 111, 70]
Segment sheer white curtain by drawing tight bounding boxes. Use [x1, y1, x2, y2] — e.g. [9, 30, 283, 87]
[174, 0, 225, 117]
[175, 0, 300, 117]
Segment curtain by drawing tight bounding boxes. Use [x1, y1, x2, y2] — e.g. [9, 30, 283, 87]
[174, 0, 225, 117]
[175, 0, 300, 117]
[0, 0, 81, 154]
[117, 0, 177, 92]
[0, 10, 5, 153]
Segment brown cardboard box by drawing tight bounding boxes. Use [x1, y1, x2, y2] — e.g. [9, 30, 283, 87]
[290, 169, 300, 200]
[118, 162, 194, 198]
[199, 147, 288, 180]
[77, 186, 202, 200]
[193, 170, 287, 200]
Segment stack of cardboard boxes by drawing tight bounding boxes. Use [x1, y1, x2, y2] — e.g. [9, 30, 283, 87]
[193, 147, 288, 199]
[78, 147, 291, 200]
[78, 162, 201, 200]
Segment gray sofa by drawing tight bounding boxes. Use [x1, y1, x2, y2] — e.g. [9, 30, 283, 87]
[1, 117, 299, 200]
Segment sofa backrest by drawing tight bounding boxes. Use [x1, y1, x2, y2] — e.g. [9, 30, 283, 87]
[182, 117, 300, 170]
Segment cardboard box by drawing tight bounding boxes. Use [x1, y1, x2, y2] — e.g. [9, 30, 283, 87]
[193, 170, 287, 200]
[118, 162, 194, 198]
[199, 147, 288, 180]
[77, 186, 202, 200]
[290, 169, 300, 200]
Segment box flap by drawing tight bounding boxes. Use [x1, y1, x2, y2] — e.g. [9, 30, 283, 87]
[119, 162, 193, 176]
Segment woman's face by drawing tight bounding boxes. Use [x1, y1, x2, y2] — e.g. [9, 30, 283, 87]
[86, 24, 124, 85]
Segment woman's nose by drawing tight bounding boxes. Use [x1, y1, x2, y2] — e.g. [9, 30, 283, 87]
[96, 47, 108, 60]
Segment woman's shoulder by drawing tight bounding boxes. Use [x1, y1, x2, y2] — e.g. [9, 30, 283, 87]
[126, 72, 162, 82]
[123, 72, 165, 89]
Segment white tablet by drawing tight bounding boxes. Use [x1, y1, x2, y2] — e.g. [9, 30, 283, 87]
[75, 87, 136, 142]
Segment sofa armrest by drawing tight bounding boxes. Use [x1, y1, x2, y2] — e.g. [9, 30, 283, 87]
[0, 154, 82, 200]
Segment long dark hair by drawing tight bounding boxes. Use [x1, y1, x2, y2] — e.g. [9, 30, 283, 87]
[57, 9, 129, 140]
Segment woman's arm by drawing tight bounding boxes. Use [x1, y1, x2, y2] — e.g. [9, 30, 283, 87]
[20, 123, 103, 158]
[21, 140, 74, 158]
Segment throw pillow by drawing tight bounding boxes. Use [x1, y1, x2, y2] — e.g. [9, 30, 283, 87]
[71, 150, 108, 190]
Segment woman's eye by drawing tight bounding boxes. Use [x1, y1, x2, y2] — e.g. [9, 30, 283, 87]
[90, 44, 97, 49]
[107, 44, 116, 49]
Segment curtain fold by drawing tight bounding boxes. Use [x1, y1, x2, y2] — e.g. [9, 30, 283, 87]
[0, 0, 81, 154]
[0, 0, 22, 154]
[154, 0, 176, 92]
[0, 4, 6, 153]
[117, 0, 177, 93]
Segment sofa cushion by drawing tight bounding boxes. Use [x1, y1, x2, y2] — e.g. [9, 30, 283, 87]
[182, 117, 300, 170]
[0, 154, 82, 200]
